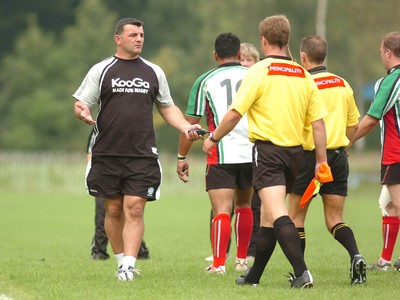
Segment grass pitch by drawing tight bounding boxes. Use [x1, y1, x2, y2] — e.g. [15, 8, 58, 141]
[0, 182, 399, 299]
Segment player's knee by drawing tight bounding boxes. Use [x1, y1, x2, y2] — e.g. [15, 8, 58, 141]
[273, 215, 294, 235]
[106, 205, 123, 218]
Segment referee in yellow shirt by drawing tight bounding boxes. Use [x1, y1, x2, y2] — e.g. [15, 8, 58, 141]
[288, 36, 366, 286]
[203, 15, 328, 289]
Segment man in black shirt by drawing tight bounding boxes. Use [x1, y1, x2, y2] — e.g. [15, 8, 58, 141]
[74, 18, 201, 281]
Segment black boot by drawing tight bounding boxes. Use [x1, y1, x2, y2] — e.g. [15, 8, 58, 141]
[137, 240, 150, 259]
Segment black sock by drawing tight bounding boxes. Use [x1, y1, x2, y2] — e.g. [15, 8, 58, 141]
[297, 227, 306, 254]
[245, 227, 276, 284]
[331, 222, 359, 259]
[274, 216, 307, 277]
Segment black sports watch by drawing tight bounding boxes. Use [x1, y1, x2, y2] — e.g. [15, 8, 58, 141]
[208, 132, 219, 143]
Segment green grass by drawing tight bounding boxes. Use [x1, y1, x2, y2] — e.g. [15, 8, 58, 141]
[0, 183, 399, 300]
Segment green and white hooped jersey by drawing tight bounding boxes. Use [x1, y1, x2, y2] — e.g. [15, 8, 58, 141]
[186, 62, 253, 164]
[369, 66, 400, 165]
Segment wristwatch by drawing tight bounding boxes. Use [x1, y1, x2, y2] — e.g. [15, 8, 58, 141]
[208, 132, 219, 143]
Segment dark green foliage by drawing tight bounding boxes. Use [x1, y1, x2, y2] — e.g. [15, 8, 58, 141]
[0, 0, 399, 151]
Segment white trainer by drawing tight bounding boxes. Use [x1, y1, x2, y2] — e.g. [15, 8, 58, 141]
[205, 264, 226, 274]
[116, 266, 141, 281]
[235, 258, 249, 272]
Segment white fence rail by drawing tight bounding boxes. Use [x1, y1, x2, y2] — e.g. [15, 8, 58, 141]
[0, 151, 379, 195]
[0, 151, 207, 195]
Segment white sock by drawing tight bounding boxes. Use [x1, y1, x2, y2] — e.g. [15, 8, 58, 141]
[122, 255, 137, 269]
[115, 253, 124, 268]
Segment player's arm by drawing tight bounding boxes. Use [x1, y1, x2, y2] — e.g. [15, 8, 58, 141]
[157, 104, 201, 140]
[349, 115, 379, 148]
[353, 115, 379, 141]
[311, 118, 328, 174]
[203, 109, 242, 155]
[346, 124, 359, 143]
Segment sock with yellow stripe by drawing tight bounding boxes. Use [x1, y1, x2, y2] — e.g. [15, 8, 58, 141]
[331, 222, 359, 259]
[297, 227, 306, 254]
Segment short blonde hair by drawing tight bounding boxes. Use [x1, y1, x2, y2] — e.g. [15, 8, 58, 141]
[258, 15, 290, 49]
[382, 31, 400, 57]
[240, 43, 260, 62]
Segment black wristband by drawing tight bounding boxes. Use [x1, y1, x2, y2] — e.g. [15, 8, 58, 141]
[208, 133, 219, 143]
[177, 154, 186, 160]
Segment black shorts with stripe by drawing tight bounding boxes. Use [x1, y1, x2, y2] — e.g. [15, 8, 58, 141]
[293, 148, 348, 197]
[381, 163, 400, 184]
[86, 156, 161, 200]
[205, 163, 253, 191]
[252, 141, 303, 193]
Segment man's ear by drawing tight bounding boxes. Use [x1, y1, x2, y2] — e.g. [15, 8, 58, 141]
[300, 51, 306, 62]
[386, 48, 392, 59]
[213, 50, 218, 61]
[114, 34, 121, 45]
[261, 36, 267, 47]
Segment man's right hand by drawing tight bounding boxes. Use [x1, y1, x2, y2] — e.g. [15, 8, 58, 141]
[74, 101, 96, 125]
[177, 160, 190, 183]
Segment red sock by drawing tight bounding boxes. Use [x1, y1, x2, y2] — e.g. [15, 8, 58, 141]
[235, 208, 253, 259]
[211, 214, 231, 268]
[381, 216, 400, 261]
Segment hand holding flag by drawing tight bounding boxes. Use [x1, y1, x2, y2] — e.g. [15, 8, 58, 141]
[299, 163, 333, 208]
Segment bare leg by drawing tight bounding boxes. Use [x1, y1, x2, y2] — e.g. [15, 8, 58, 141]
[122, 195, 147, 257]
[104, 197, 125, 255]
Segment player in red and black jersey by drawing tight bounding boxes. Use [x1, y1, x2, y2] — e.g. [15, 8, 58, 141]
[351, 31, 400, 273]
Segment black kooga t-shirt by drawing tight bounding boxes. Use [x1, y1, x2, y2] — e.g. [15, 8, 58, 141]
[73, 56, 174, 157]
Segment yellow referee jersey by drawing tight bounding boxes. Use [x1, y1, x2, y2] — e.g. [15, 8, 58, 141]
[231, 56, 327, 147]
[302, 68, 360, 150]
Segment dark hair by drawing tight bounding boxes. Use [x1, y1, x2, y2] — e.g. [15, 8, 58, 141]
[300, 36, 327, 64]
[215, 33, 241, 59]
[115, 18, 144, 35]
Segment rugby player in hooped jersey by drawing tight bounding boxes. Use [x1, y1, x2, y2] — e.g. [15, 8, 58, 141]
[350, 31, 400, 273]
[177, 33, 254, 275]
[73, 18, 202, 281]
[203, 15, 329, 288]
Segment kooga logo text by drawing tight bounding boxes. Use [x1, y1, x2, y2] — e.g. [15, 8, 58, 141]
[112, 77, 150, 94]
[112, 78, 150, 88]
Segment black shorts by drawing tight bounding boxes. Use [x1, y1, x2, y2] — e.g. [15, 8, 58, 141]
[381, 163, 400, 184]
[205, 163, 253, 191]
[252, 141, 303, 193]
[293, 148, 348, 196]
[86, 156, 161, 200]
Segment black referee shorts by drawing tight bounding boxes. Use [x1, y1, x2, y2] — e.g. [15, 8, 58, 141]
[252, 141, 303, 193]
[292, 148, 348, 197]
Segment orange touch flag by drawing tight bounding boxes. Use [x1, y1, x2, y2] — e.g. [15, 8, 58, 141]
[317, 162, 333, 184]
[299, 163, 333, 208]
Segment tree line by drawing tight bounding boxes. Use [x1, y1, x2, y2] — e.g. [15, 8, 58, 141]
[0, 0, 398, 152]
